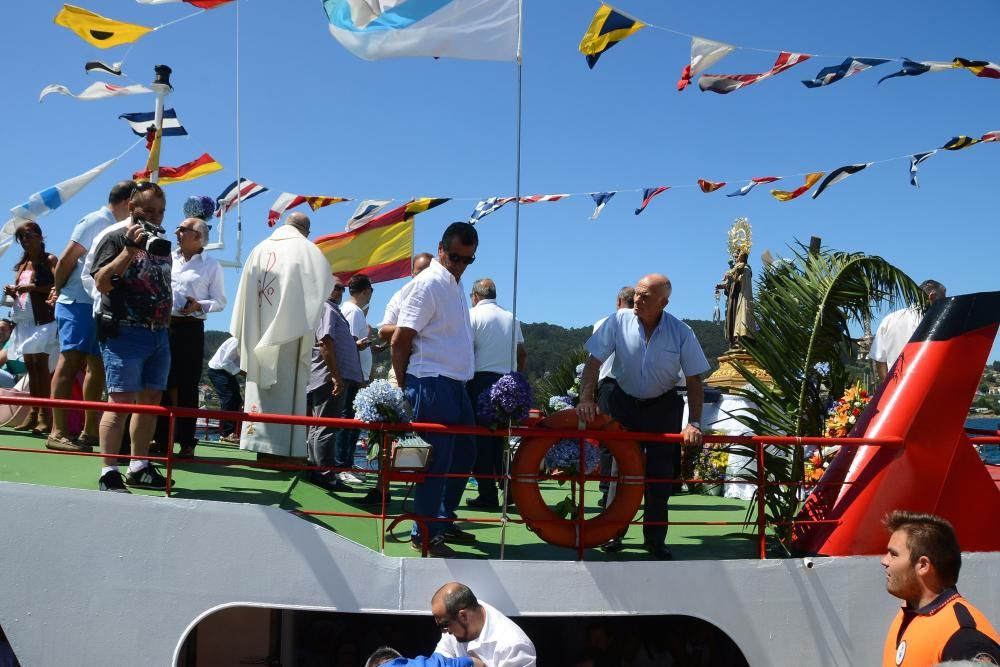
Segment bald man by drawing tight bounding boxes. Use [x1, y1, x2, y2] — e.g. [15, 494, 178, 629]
[229, 212, 334, 460]
[431, 583, 535, 666]
[578, 274, 710, 559]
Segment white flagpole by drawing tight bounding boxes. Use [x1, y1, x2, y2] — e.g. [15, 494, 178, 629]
[500, 0, 524, 561]
[149, 65, 172, 184]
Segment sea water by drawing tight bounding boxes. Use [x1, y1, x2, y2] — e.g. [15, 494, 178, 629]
[967, 417, 1000, 465]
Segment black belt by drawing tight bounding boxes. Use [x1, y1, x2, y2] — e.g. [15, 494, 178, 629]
[620, 387, 677, 406]
[118, 320, 169, 332]
[170, 316, 205, 326]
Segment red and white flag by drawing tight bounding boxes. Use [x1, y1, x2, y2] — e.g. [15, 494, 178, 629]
[518, 194, 570, 204]
[267, 192, 309, 227]
[699, 52, 812, 94]
[678, 37, 735, 91]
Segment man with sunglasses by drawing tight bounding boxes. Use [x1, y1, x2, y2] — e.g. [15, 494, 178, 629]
[391, 222, 479, 557]
[431, 582, 535, 666]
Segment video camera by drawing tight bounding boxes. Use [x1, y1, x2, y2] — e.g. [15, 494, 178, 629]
[127, 217, 171, 257]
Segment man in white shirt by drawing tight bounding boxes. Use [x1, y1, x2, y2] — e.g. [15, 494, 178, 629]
[591, 286, 634, 508]
[335, 273, 374, 485]
[391, 222, 478, 557]
[869, 280, 946, 382]
[207, 336, 243, 443]
[45, 180, 135, 453]
[464, 278, 526, 511]
[379, 253, 434, 346]
[432, 582, 536, 667]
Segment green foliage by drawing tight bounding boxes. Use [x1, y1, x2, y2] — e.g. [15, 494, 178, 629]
[532, 347, 589, 411]
[727, 244, 924, 546]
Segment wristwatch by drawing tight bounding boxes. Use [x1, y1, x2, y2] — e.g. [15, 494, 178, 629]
[687, 421, 701, 429]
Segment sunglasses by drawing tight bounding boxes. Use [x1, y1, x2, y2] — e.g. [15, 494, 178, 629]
[175, 226, 199, 235]
[447, 252, 476, 266]
[333, 285, 345, 292]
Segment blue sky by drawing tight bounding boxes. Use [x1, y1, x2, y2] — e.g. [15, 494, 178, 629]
[2, 1, 998, 361]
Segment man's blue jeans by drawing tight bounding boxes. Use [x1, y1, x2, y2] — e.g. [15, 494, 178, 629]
[404, 374, 475, 540]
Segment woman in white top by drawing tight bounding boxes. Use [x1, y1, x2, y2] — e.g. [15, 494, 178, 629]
[4, 221, 58, 434]
[154, 198, 226, 458]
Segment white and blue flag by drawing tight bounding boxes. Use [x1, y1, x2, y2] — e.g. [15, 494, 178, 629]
[9, 159, 116, 221]
[469, 196, 514, 224]
[323, 0, 520, 62]
[119, 109, 188, 137]
[589, 192, 615, 220]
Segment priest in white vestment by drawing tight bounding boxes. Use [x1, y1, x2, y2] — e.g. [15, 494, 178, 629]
[229, 213, 334, 458]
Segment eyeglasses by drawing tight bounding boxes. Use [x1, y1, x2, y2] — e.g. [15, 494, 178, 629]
[175, 226, 199, 235]
[333, 285, 345, 292]
[447, 252, 476, 266]
[16, 231, 39, 240]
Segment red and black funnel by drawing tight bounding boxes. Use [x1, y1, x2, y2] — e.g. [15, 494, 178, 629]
[792, 291, 1000, 556]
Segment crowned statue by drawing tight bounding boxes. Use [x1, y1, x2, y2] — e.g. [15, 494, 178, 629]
[715, 217, 756, 350]
[707, 218, 771, 390]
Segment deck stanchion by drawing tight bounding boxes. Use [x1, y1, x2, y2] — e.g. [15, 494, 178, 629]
[756, 442, 767, 559]
[165, 410, 176, 497]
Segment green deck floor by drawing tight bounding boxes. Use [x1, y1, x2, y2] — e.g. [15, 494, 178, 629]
[0, 427, 761, 561]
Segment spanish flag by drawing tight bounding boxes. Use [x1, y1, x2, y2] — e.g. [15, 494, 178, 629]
[579, 4, 644, 69]
[134, 153, 222, 185]
[314, 198, 448, 283]
[55, 4, 153, 49]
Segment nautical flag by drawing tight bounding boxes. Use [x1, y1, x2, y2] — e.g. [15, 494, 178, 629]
[519, 194, 569, 204]
[346, 199, 394, 230]
[677, 37, 734, 91]
[909, 151, 936, 187]
[697, 179, 727, 193]
[267, 193, 308, 227]
[136, 0, 235, 7]
[315, 199, 447, 283]
[54, 4, 153, 49]
[770, 172, 823, 202]
[634, 187, 668, 215]
[85, 60, 123, 77]
[143, 128, 162, 179]
[119, 109, 188, 137]
[589, 192, 615, 219]
[700, 52, 812, 94]
[40, 82, 152, 102]
[216, 178, 268, 217]
[579, 4, 645, 69]
[811, 163, 871, 199]
[942, 136, 979, 151]
[304, 196, 349, 211]
[469, 197, 515, 224]
[802, 57, 890, 88]
[980, 131, 1000, 143]
[952, 58, 1000, 79]
[878, 58, 953, 85]
[134, 153, 222, 185]
[323, 0, 520, 62]
[10, 159, 116, 221]
[726, 176, 780, 197]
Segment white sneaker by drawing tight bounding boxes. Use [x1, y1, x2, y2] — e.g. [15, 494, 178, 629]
[340, 471, 365, 485]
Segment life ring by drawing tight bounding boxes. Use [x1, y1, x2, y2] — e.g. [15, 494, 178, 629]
[511, 408, 645, 549]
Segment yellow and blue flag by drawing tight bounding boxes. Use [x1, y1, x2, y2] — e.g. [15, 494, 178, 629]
[579, 4, 645, 69]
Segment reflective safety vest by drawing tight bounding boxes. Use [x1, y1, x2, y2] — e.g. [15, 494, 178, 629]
[883, 588, 1000, 666]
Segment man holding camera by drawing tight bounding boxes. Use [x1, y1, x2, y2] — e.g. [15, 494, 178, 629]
[90, 182, 173, 493]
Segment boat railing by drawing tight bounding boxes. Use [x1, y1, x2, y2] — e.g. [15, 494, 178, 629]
[1, 394, 995, 560]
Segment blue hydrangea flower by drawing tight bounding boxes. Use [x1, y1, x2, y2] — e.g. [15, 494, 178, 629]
[353, 380, 411, 423]
[478, 372, 533, 427]
[544, 438, 600, 473]
[548, 395, 574, 412]
[183, 195, 216, 222]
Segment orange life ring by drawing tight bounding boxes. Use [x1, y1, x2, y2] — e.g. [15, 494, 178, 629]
[511, 408, 645, 549]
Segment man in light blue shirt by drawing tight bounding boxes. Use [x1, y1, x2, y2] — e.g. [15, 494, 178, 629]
[578, 273, 710, 559]
[45, 181, 135, 453]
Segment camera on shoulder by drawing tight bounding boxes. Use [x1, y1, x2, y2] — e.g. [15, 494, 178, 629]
[128, 217, 172, 257]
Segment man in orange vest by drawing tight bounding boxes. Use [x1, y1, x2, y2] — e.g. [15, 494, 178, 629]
[881, 510, 1000, 666]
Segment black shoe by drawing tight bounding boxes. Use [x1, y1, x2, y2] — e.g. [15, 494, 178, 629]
[601, 538, 625, 553]
[467, 496, 500, 510]
[359, 489, 387, 505]
[99, 469, 131, 493]
[442, 525, 477, 544]
[310, 473, 351, 493]
[644, 543, 673, 560]
[125, 464, 168, 490]
[411, 535, 457, 558]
